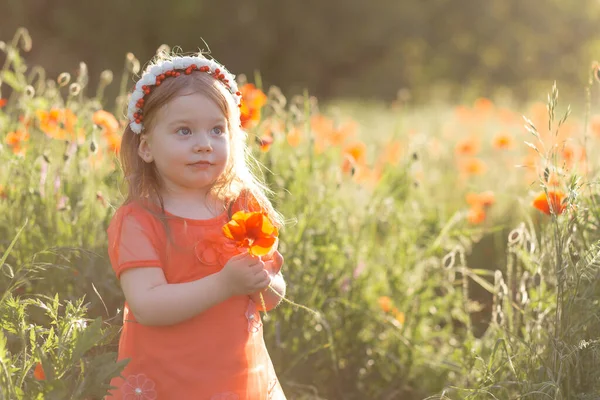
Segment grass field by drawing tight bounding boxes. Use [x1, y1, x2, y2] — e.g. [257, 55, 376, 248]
[1, 32, 600, 399]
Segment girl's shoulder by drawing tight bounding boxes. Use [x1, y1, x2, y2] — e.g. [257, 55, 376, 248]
[108, 200, 165, 235]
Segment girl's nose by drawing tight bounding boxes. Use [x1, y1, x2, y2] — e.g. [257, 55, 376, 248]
[192, 133, 212, 152]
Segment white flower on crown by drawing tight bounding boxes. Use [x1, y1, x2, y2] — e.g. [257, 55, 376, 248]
[127, 55, 242, 134]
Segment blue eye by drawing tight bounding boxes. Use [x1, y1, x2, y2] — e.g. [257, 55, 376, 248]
[211, 126, 226, 136]
[176, 127, 192, 136]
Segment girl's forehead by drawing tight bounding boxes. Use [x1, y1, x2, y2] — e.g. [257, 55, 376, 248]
[159, 92, 226, 121]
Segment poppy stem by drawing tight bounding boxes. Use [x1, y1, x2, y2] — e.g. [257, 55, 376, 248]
[264, 284, 321, 318]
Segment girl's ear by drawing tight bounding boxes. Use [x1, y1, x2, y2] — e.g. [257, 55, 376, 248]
[138, 135, 154, 163]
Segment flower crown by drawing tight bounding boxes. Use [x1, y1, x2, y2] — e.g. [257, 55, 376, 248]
[127, 56, 242, 134]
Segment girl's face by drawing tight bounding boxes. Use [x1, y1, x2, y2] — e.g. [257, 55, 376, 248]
[137, 92, 230, 198]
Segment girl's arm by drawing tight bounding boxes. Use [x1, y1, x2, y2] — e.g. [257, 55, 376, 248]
[119, 252, 270, 326]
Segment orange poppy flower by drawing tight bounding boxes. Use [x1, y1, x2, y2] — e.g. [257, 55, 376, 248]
[93, 110, 120, 136]
[36, 108, 83, 142]
[239, 84, 267, 129]
[474, 97, 494, 113]
[0, 98, 6, 108]
[222, 211, 278, 257]
[310, 115, 333, 153]
[104, 132, 122, 154]
[466, 191, 495, 208]
[34, 362, 46, 380]
[286, 126, 302, 147]
[328, 120, 357, 147]
[493, 132, 514, 149]
[467, 206, 486, 224]
[455, 137, 480, 156]
[341, 141, 367, 174]
[533, 190, 567, 216]
[378, 296, 393, 313]
[4, 129, 30, 155]
[459, 157, 487, 175]
[258, 134, 273, 152]
[590, 115, 600, 137]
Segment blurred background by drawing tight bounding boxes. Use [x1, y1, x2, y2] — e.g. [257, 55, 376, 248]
[3, 2, 600, 399]
[2, 0, 600, 105]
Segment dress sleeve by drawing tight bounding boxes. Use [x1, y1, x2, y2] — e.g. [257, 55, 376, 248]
[107, 205, 163, 279]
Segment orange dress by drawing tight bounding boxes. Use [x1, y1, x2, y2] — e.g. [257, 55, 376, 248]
[105, 193, 286, 400]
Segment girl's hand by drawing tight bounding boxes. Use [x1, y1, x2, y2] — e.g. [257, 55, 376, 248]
[219, 252, 271, 297]
[264, 250, 284, 275]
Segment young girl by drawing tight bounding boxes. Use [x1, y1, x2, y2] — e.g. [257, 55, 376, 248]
[105, 52, 287, 399]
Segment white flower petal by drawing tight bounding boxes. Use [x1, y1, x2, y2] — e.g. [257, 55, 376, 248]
[139, 74, 155, 87]
[150, 65, 162, 76]
[130, 91, 144, 103]
[172, 57, 185, 69]
[130, 122, 143, 134]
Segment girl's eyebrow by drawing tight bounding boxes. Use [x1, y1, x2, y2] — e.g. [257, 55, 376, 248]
[168, 117, 226, 126]
[167, 118, 193, 127]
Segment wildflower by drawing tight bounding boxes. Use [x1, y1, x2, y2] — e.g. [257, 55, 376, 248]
[378, 296, 392, 313]
[257, 134, 273, 152]
[0, 98, 6, 108]
[286, 126, 302, 147]
[459, 157, 487, 175]
[590, 115, 600, 137]
[328, 120, 357, 147]
[93, 110, 122, 153]
[467, 206, 486, 224]
[4, 129, 30, 155]
[474, 97, 494, 113]
[33, 362, 46, 380]
[341, 141, 367, 174]
[493, 132, 514, 149]
[239, 84, 267, 129]
[92, 110, 119, 135]
[0, 185, 6, 200]
[222, 211, 278, 257]
[466, 191, 495, 208]
[105, 132, 122, 153]
[36, 108, 83, 142]
[454, 138, 480, 156]
[533, 190, 567, 216]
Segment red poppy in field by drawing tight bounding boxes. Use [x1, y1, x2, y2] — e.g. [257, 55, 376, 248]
[466, 191, 495, 208]
[34, 362, 46, 380]
[454, 137, 480, 156]
[0, 98, 6, 108]
[459, 157, 487, 175]
[239, 84, 267, 129]
[4, 129, 30, 155]
[493, 132, 514, 150]
[533, 190, 567, 216]
[222, 211, 278, 257]
[378, 296, 392, 313]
